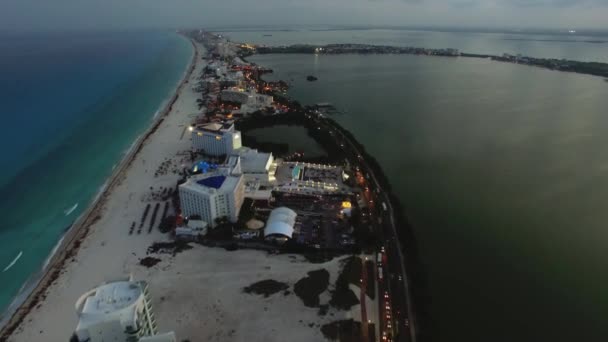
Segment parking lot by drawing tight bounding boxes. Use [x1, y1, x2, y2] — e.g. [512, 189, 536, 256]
[271, 192, 356, 250]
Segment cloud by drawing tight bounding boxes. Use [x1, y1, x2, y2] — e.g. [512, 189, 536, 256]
[496, 0, 608, 7]
[1, 0, 608, 31]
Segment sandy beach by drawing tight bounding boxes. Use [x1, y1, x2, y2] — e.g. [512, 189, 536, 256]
[1, 37, 365, 342]
[137, 247, 358, 342]
[1, 36, 201, 341]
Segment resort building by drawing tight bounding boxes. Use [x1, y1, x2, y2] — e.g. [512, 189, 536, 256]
[220, 88, 273, 114]
[274, 162, 349, 195]
[264, 207, 297, 243]
[72, 276, 176, 342]
[220, 89, 250, 104]
[229, 147, 277, 184]
[179, 169, 245, 227]
[191, 121, 242, 156]
[220, 71, 245, 88]
[175, 219, 209, 239]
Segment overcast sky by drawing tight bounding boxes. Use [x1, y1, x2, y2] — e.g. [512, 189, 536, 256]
[1, 0, 607, 31]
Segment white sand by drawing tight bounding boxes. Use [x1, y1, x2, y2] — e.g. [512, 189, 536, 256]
[136, 247, 351, 342]
[5, 40, 361, 342]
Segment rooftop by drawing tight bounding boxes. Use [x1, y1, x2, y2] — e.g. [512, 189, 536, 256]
[80, 281, 142, 315]
[196, 175, 226, 189]
[75, 279, 146, 334]
[236, 148, 274, 173]
[181, 170, 242, 195]
[264, 207, 297, 239]
[195, 121, 234, 133]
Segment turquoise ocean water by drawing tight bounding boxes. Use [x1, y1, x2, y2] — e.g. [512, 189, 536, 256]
[0, 31, 193, 315]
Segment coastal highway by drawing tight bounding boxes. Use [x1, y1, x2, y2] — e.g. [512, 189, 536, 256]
[309, 111, 417, 342]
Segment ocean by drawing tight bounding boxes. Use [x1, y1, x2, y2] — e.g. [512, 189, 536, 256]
[0, 30, 193, 315]
[234, 29, 608, 341]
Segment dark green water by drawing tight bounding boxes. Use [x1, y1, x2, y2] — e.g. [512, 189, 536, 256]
[246, 125, 326, 157]
[249, 53, 608, 341]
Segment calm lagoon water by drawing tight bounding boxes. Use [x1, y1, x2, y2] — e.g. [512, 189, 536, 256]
[245, 125, 326, 157]
[245, 34, 608, 341]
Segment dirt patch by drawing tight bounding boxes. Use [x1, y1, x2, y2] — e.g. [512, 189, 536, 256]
[147, 241, 193, 256]
[329, 257, 360, 310]
[223, 243, 239, 251]
[321, 319, 361, 342]
[294, 269, 330, 307]
[318, 304, 329, 316]
[139, 257, 162, 268]
[302, 253, 336, 264]
[320, 319, 376, 342]
[243, 279, 289, 298]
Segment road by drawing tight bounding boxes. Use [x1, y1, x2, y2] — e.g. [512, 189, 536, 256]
[312, 112, 418, 342]
[360, 259, 369, 341]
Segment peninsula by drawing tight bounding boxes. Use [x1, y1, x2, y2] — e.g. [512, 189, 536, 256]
[1, 30, 422, 342]
[254, 43, 608, 78]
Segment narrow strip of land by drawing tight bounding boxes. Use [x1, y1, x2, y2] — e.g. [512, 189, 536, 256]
[253, 44, 608, 79]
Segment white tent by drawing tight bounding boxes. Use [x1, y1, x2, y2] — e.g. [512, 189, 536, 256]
[264, 207, 297, 239]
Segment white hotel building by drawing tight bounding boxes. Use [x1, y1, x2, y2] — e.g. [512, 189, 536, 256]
[179, 169, 245, 227]
[191, 122, 241, 156]
[228, 147, 276, 184]
[73, 277, 176, 342]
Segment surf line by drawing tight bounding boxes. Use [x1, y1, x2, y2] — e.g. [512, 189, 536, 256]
[64, 203, 79, 216]
[3, 251, 23, 272]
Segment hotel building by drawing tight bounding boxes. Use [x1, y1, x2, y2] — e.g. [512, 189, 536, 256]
[191, 121, 241, 156]
[179, 169, 245, 227]
[72, 277, 175, 342]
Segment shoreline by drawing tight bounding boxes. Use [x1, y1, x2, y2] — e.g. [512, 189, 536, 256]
[236, 110, 425, 341]
[0, 34, 198, 340]
[235, 43, 425, 339]
[253, 44, 608, 79]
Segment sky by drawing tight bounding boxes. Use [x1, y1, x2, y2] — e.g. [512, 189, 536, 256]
[1, 0, 607, 32]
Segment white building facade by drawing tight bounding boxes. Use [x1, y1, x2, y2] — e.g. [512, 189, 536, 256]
[233, 148, 276, 184]
[191, 122, 242, 156]
[179, 171, 245, 227]
[73, 277, 176, 342]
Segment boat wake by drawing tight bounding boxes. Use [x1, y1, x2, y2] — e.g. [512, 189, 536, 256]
[64, 203, 78, 216]
[3, 251, 23, 273]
